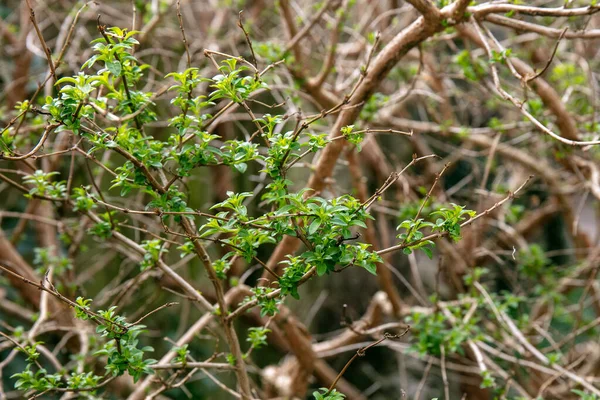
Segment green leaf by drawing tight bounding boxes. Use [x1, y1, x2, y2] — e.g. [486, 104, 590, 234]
[106, 59, 122, 76]
[350, 220, 367, 229]
[234, 163, 247, 173]
[422, 246, 433, 259]
[363, 261, 377, 275]
[308, 219, 322, 235]
[316, 262, 328, 276]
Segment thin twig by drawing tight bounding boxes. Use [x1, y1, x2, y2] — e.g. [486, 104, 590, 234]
[525, 27, 568, 83]
[25, 0, 56, 81]
[327, 328, 410, 394]
[176, 0, 191, 68]
[237, 11, 258, 69]
[130, 302, 179, 326]
[378, 175, 534, 256]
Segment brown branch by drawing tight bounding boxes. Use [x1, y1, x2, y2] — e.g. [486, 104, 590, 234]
[1, 123, 59, 160]
[469, 19, 599, 145]
[25, 0, 56, 82]
[129, 302, 179, 326]
[483, 13, 600, 39]
[525, 27, 568, 84]
[405, 0, 441, 21]
[282, 0, 336, 55]
[471, 3, 600, 18]
[150, 361, 236, 370]
[312, 0, 349, 87]
[327, 328, 410, 394]
[378, 175, 534, 256]
[265, 12, 453, 278]
[176, 0, 191, 68]
[237, 11, 257, 69]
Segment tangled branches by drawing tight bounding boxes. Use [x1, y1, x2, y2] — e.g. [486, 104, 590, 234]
[1, 1, 600, 399]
